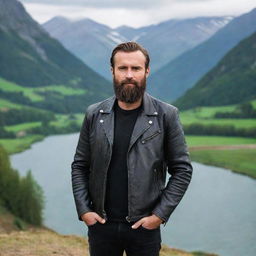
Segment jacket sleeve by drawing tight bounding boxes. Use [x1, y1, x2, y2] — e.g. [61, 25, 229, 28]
[152, 107, 193, 225]
[71, 109, 93, 220]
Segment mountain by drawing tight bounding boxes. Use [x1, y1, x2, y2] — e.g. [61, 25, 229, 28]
[133, 17, 233, 71]
[148, 8, 256, 102]
[43, 16, 231, 79]
[43, 16, 127, 80]
[0, 0, 112, 102]
[174, 31, 256, 109]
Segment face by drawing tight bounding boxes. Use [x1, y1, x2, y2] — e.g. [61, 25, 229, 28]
[111, 50, 150, 103]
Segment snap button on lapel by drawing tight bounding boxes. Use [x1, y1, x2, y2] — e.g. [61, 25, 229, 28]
[100, 119, 104, 123]
[149, 120, 153, 125]
[99, 109, 104, 113]
[154, 112, 158, 115]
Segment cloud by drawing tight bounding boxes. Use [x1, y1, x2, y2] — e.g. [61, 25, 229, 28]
[20, 0, 256, 28]
[20, 0, 172, 9]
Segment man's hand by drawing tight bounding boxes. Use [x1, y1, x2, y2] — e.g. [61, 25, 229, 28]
[81, 212, 106, 227]
[131, 214, 163, 230]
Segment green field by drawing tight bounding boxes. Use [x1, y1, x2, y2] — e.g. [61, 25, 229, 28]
[36, 85, 86, 96]
[50, 113, 84, 127]
[0, 135, 44, 154]
[180, 106, 256, 129]
[186, 135, 256, 147]
[0, 78, 87, 102]
[5, 122, 42, 132]
[191, 149, 256, 179]
[0, 99, 24, 109]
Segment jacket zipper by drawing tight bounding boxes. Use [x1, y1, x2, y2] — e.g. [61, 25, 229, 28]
[126, 150, 131, 222]
[101, 145, 112, 221]
[142, 129, 161, 144]
[125, 126, 158, 222]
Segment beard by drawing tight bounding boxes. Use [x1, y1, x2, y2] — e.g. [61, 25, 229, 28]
[113, 76, 147, 103]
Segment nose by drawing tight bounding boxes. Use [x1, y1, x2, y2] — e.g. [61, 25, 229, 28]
[126, 69, 133, 79]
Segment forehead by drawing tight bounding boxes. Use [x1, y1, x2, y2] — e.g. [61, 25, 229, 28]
[114, 50, 146, 66]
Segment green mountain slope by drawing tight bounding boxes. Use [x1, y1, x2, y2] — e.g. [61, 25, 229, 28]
[0, 0, 112, 100]
[175, 32, 256, 109]
[148, 8, 256, 102]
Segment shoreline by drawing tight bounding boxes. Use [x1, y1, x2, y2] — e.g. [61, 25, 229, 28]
[3, 132, 255, 179]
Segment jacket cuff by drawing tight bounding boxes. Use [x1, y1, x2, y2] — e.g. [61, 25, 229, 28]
[152, 209, 170, 227]
[78, 208, 92, 221]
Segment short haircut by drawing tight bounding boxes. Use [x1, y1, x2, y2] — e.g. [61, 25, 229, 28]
[110, 41, 150, 69]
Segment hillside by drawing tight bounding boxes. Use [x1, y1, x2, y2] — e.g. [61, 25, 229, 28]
[0, 228, 218, 256]
[0, 207, 217, 256]
[175, 31, 256, 109]
[0, 203, 216, 256]
[0, 0, 112, 102]
[148, 8, 256, 102]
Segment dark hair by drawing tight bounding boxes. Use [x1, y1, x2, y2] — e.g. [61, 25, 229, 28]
[110, 41, 150, 68]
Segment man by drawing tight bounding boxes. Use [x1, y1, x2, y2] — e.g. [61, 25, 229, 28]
[71, 42, 193, 256]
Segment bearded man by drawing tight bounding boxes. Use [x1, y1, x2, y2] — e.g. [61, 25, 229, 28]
[71, 41, 193, 256]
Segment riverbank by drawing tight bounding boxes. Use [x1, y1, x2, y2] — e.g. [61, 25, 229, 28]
[1, 134, 256, 179]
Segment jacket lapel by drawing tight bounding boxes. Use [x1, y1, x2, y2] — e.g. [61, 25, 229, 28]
[99, 96, 115, 146]
[99, 92, 159, 149]
[128, 92, 159, 151]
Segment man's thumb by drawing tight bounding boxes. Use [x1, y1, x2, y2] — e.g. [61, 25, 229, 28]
[131, 220, 142, 229]
[95, 214, 106, 224]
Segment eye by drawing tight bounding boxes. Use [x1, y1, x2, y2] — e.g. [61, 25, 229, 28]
[118, 66, 127, 70]
[132, 66, 141, 71]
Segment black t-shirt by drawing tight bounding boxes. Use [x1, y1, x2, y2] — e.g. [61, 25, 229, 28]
[105, 100, 142, 222]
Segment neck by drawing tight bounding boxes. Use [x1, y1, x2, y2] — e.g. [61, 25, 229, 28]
[117, 98, 142, 110]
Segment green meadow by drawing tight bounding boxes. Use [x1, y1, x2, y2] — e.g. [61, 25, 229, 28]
[180, 105, 256, 128]
[0, 98, 24, 109]
[0, 78, 87, 102]
[180, 103, 256, 178]
[0, 135, 44, 154]
[191, 149, 256, 179]
[186, 135, 256, 147]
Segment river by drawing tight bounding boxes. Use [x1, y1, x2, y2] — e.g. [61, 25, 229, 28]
[10, 133, 256, 256]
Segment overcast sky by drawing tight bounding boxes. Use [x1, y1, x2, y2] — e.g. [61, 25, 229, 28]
[19, 0, 256, 28]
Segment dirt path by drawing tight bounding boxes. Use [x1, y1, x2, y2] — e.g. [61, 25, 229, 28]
[189, 144, 256, 151]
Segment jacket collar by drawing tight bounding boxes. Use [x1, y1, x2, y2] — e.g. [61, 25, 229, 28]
[101, 92, 157, 116]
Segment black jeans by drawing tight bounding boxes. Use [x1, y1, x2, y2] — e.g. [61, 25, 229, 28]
[87, 221, 162, 256]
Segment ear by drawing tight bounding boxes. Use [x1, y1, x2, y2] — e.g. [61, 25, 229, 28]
[146, 67, 150, 78]
[111, 66, 114, 77]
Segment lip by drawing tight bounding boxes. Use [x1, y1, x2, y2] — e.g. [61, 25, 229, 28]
[124, 83, 135, 86]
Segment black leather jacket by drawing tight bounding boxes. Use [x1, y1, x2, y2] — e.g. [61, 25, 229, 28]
[71, 92, 192, 224]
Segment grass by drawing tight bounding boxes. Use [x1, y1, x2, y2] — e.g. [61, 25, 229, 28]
[185, 136, 256, 147]
[0, 99, 24, 109]
[251, 99, 256, 108]
[0, 228, 217, 256]
[191, 149, 256, 179]
[50, 113, 83, 127]
[180, 114, 256, 129]
[0, 78, 43, 101]
[0, 77, 87, 103]
[36, 85, 86, 96]
[180, 104, 256, 129]
[0, 135, 44, 154]
[5, 122, 41, 132]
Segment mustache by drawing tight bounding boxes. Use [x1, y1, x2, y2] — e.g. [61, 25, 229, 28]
[121, 79, 138, 86]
